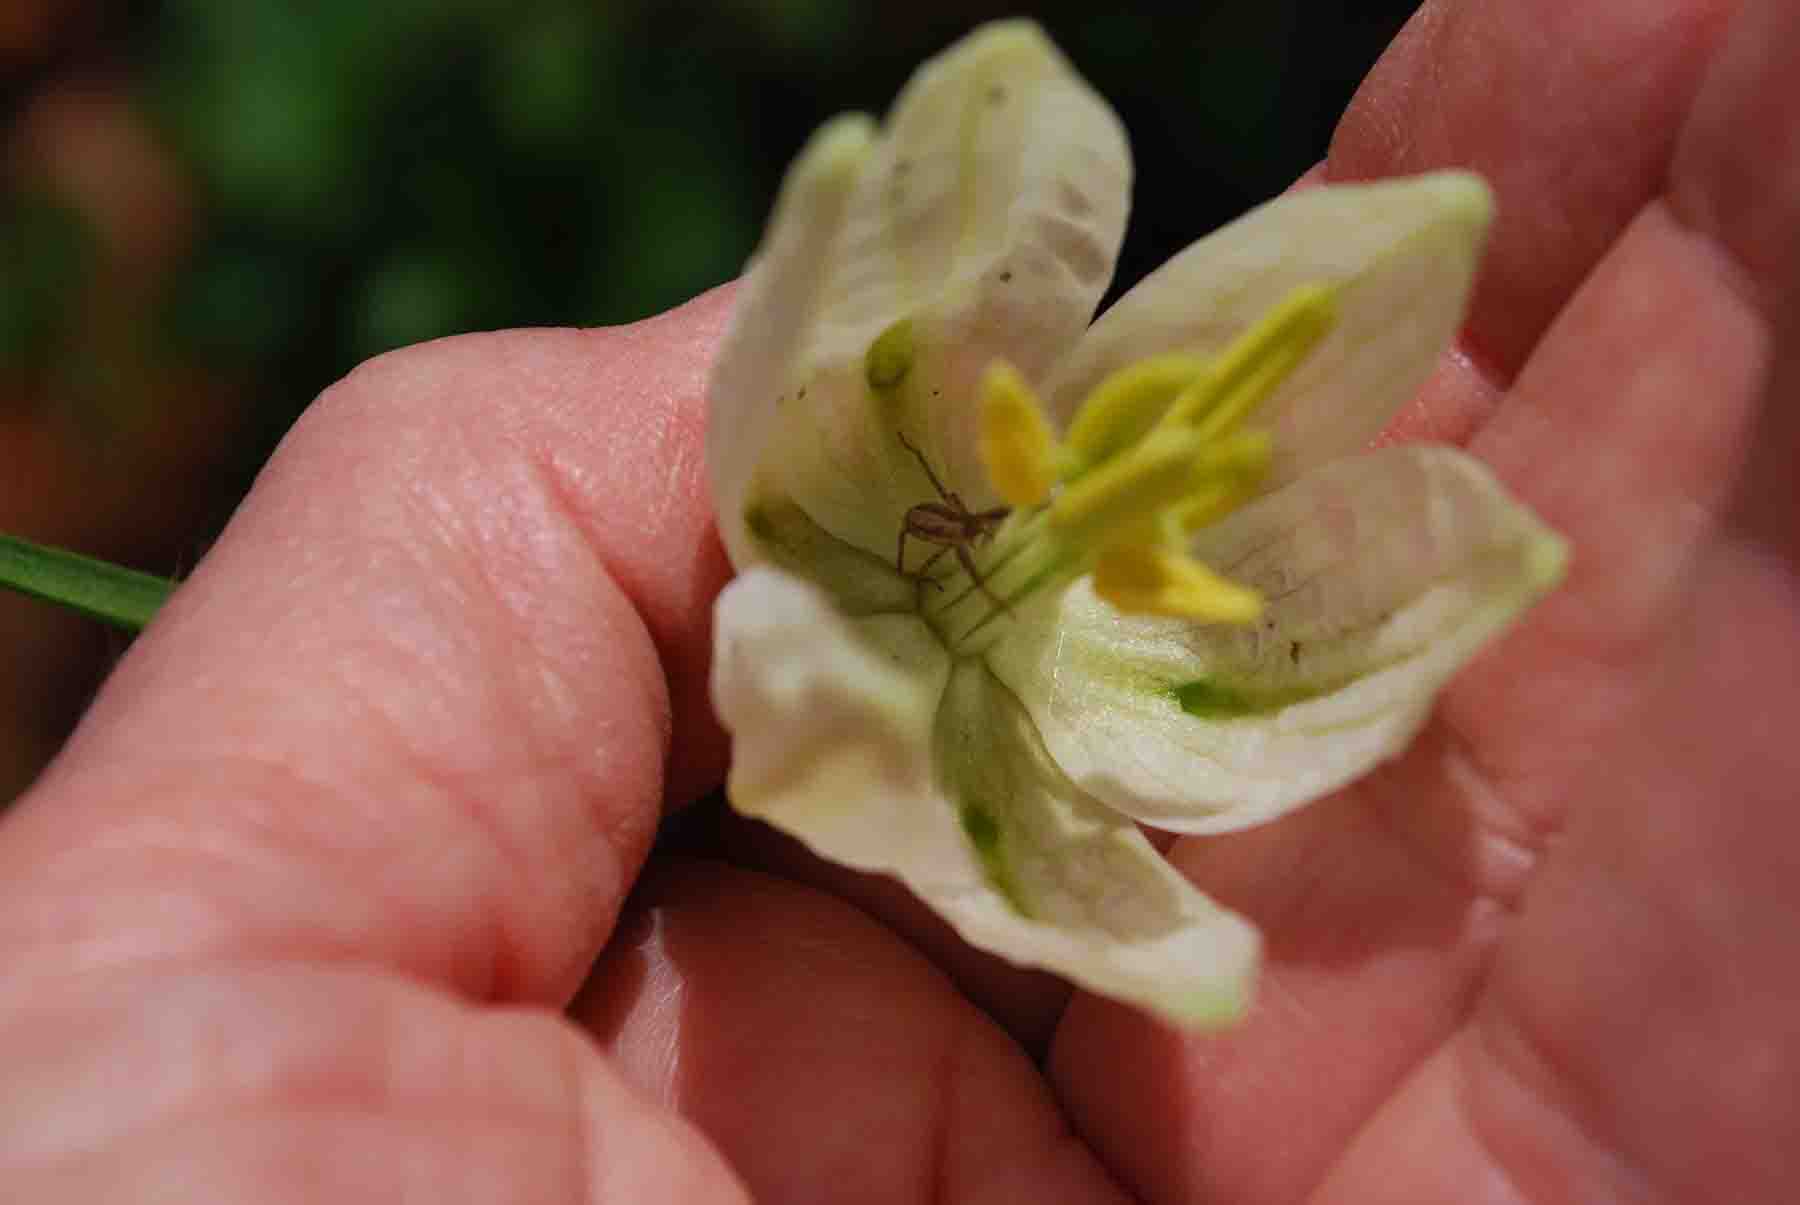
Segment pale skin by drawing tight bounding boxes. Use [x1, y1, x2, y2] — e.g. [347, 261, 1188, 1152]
[2, 0, 1796, 1199]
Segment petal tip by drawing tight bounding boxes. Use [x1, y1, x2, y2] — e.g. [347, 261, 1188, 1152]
[1419, 169, 1496, 239]
[894, 20, 1070, 121]
[1159, 926, 1261, 1030]
[1166, 987, 1252, 1030]
[945, 17, 1059, 64]
[797, 111, 878, 185]
[1526, 527, 1571, 592]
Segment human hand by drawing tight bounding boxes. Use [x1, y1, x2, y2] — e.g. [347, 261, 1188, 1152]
[1051, 0, 1800, 1199]
[3, 1, 1795, 1202]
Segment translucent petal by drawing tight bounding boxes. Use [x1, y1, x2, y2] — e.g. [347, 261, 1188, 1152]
[711, 567, 1260, 1026]
[712, 567, 962, 863]
[716, 20, 1130, 564]
[928, 661, 1259, 1025]
[1043, 173, 1493, 491]
[736, 493, 920, 617]
[709, 115, 876, 569]
[986, 447, 1566, 833]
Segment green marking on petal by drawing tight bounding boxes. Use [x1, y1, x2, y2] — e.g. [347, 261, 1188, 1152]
[1170, 675, 1333, 719]
[959, 799, 1001, 851]
[864, 318, 917, 394]
[958, 798, 1030, 917]
[742, 490, 917, 614]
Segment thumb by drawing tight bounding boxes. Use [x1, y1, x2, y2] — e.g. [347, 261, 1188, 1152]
[2, 286, 735, 1010]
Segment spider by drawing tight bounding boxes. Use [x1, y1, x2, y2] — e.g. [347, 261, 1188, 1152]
[894, 432, 1012, 611]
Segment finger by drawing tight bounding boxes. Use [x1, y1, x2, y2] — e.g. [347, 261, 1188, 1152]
[1329, 0, 1736, 385]
[576, 858, 1130, 1205]
[0, 287, 736, 1010]
[1306, 542, 1800, 1203]
[1423, 0, 1786, 886]
[1670, 0, 1800, 552]
[1053, 1, 1757, 1200]
[2, 960, 749, 1202]
[678, 804, 1072, 1054]
[1672, 0, 1800, 313]
[1302, 8, 1798, 1196]
[1370, 4, 1800, 1198]
[1052, 786, 1498, 1205]
[1432, 198, 1768, 848]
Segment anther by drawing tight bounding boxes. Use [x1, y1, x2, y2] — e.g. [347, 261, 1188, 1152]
[1092, 542, 1263, 623]
[978, 361, 1059, 507]
[1161, 283, 1337, 439]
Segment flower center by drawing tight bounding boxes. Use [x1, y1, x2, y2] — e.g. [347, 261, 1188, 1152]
[915, 282, 1337, 657]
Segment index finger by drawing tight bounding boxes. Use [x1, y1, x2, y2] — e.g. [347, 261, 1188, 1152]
[0, 286, 736, 1009]
[1329, 0, 1738, 383]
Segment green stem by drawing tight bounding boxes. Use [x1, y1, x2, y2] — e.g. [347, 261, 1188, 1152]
[0, 533, 174, 632]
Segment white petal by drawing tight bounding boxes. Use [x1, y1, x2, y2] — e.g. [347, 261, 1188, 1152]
[711, 566, 1259, 1026]
[1044, 173, 1493, 489]
[711, 567, 956, 864]
[987, 447, 1566, 833]
[736, 492, 921, 617]
[709, 115, 876, 569]
[929, 660, 1259, 1025]
[714, 20, 1130, 566]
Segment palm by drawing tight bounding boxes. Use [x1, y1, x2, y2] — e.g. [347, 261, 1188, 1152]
[1051, 1, 1800, 1198]
[3, 1, 1794, 1201]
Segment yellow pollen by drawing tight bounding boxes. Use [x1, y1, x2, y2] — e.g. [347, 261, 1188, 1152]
[978, 360, 1059, 506]
[1092, 542, 1264, 623]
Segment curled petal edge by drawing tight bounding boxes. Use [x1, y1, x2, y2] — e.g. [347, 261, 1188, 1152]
[987, 446, 1567, 833]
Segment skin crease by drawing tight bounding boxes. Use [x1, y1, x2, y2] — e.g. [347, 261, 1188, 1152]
[0, 1, 1795, 1202]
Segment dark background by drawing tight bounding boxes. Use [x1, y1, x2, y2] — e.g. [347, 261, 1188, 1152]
[1, 0, 1420, 799]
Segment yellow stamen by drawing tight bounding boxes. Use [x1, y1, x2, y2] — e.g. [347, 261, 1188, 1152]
[1049, 427, 1206, 543]
[1169, 480, 1256, 535]
[1192, 428, 1274, 478]
[1064, 354, 1210, 472]
[1161, 283, 1337, 440]
[945, 284, 1336, 638]
[1161, 429, 1273, 534]
[978, 360, 1060, 506]
[1092, 542, 1263, 623]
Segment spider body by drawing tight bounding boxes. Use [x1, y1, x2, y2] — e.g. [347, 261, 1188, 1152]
[894, 433, 1011, 610]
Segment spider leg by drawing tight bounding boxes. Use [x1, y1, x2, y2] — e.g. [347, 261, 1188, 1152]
[897, 526, 949, 592]
[955, 542, 1013, 615]
[896, 431, 955, 505]
[914, 546, 949, 586]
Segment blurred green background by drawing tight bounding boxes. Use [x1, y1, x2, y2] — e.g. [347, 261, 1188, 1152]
[1, 0, 1418, 799]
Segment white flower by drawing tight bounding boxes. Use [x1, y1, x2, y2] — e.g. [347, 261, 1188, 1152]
[706, 21, 1564, 1026]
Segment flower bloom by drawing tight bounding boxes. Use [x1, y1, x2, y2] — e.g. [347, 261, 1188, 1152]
[706, 22, 1564, 1025]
